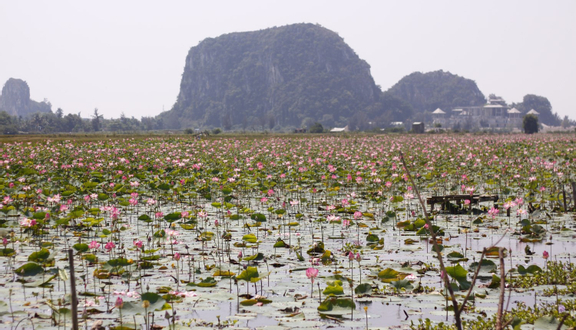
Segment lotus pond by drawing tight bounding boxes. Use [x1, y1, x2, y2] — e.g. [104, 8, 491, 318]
[1, 134, 576, 329]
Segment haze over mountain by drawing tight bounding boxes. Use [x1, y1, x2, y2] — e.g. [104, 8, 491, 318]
[0, 78, 51, 117]
[386, 70, 486, 113]
[159, 23, 410, 129]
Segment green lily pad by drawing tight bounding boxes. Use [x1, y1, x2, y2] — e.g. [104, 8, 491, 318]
[15, 262, 44, 276]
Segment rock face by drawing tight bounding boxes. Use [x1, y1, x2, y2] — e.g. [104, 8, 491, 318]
[0, 78, 51, 117]
[160, 23, 382, 129]
[386, 70, 486, 113]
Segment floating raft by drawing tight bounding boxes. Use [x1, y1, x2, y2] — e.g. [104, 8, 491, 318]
[427, 194, 499, 212]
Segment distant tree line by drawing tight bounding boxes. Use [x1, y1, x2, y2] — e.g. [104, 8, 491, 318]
[0, 108, 164, 134]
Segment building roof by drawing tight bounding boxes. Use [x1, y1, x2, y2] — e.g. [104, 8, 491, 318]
[484, 104, 503, 108]
[432, 108, 446, 114]
[527, 109, 540, 115]
[507, 108, 521, 114]
[330, 127, 346, 132]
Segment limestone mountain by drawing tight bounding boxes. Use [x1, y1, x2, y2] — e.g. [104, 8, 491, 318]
[159, 23, 392, 129]
[0, 78, 51, 117]
[386, 70, 486, 114]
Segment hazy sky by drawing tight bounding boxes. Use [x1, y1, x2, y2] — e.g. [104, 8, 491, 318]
[1, 0, 574, 120]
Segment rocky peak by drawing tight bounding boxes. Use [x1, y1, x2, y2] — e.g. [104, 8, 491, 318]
[0, 78, 51, 117]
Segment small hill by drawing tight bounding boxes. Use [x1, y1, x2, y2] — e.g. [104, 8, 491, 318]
[511, 94, 560, 126]
[386, 70, 486, 113]
[159, 23, 389, 129]
[0, 78, 51, 117]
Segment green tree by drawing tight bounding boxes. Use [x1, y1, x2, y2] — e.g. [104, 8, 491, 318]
[514, 94, 559, 126]
[561, 115, 570, 129]
[309, 122, 324, 133]
[523, 114, 539, 134]
[0, 111, 18, 134]
[92, 108, 102, 131]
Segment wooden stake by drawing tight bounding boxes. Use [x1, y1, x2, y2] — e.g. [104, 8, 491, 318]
[68, 249, 79, 330]
[571, 182, 576, 211]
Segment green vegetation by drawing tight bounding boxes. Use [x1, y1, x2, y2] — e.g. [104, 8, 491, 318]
[513, 94, 560, 126]
[523, 113, 539, 134]
[0, 109, 163, 134]
[0, 133, 576, 328]
[308, 122, 324, 133]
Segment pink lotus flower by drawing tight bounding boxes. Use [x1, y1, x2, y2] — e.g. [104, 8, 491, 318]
[517, 209, 527, 216]
[181, 211, 189, 218]
[504, 201, 516, 209]
[327, 215, 340, 222]
[166, 229, 179, 237]
[88, 241, 100, 250]
[133, 240, 143, 249]
[353, 211, 362, 220]
[543, 251, 549, 259]
[115, 297, 123, 308]
[405, 274, 417, 281]
[20, 218, 36, 227]
[105, 241, 116, 252]
[174, 252, 181, 261]
[488, 207, 499, 219]
[306, 267, 319, 283]
[342, 219, 350, 227]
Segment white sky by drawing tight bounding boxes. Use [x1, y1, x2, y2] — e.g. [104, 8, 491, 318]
[1, 0, 574, 120]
